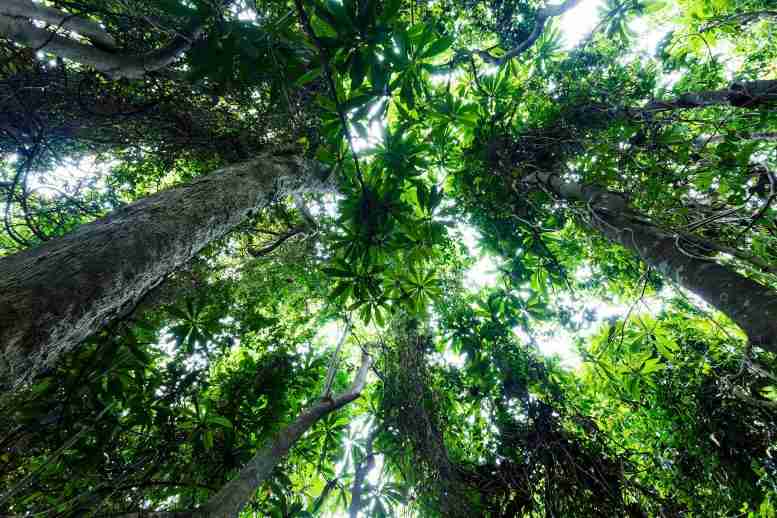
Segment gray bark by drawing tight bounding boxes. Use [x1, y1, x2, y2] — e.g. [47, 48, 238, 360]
[0, 155, 331, 389]
[0, 0, 116, 48]
[641, 80, 777, 112]
[199, 353, 372, 518]
[348, 428, 378, 518]
[0, 14, 201, 79]
[461, 0, 581, 66]
[693, 131, 777, 149]
[87, 355, 370, 518]
[524, 172, 777, 351]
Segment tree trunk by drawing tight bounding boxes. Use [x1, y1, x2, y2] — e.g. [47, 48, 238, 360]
[0, 14, 200, 79]
[349, 428, 378, 518]
[0, 0, 117, 49]
[523, 172, 777, 351]
[640, 80, 777, 112]
[0, 155, 331, 389]
[199, 353, 372, 518]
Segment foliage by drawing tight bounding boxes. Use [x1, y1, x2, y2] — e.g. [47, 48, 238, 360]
[1, 0, 777, 516]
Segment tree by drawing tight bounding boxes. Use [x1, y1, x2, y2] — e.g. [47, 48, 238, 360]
[0, 0, 205, 79]
[2, 0, 777, 515]
[0, 154, 332, 389]
[200, 352, 371, 517]
[516, 170, 777, 350]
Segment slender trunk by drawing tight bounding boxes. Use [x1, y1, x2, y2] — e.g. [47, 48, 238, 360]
[0, 0, 116, 48]
[0, 14, 200, 79]
[349, 429, 378, 518]
[89, 355, 371, 518]
[523, 172, 777, 351]
[199, 353, 372, 518]
[0, 155, 331, 389]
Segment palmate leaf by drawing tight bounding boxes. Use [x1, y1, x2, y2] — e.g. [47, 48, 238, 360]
[295, 67, 323, 86]
[420, 36, 453, 60]
[350, 50, 368, 90]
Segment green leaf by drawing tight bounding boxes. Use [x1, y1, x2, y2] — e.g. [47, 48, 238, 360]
[203, 430, 214, 450]
[380, 0, 402, 22]
[421, 36, 453, 59]
[342, 93, 374, 111]
[208, 415, 233, 429]
[350, 50, 367, 90]
[295, 67, 323, 86]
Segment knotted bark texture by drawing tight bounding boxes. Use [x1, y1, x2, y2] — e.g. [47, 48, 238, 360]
[0, 155, 330, 389]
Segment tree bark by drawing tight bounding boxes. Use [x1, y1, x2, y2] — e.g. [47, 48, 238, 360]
[85, 355, 370, 518]
[522, 172, 777, 352]
[199, 353, 372, 518]
[693, 131, 777, 149]
[0, 14, 201, 79]
[456, 0, 581, 66]
[0, 154, 332, 389]
[640, 80, 777, 112]
[349, 428, 378, 518]
[0, 0, 116, 49]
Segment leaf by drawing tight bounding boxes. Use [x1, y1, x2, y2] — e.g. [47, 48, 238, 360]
[369, 59, 390, 92]
[330, 282, 350, 300]
[208, 415, 233, 429]
[421, 36, 453, 59]
[380, 0, 402, 22]
[203, 430, 214, 450]
[342, 93, 374, 111]
[640, 357, 664, 375]
[322, 267, 354, 278]
[360, 304, 372, 325]
[654, 330, 678, 360]
[350, 50, 367, 90]
[295, 67, 323, 86]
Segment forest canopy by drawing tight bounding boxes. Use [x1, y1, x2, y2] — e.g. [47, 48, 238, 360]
[0, 0, 776, 516]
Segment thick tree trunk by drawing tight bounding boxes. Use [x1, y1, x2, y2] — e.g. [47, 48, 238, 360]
[0, 155, 331, 389]
[199, 353, 372, 517]
[523, 172, 777, 351]
[0, 14, 200, 79]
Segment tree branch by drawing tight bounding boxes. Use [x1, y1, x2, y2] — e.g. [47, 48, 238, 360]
[640, 80, 777, 113]
[0, 14, 203, 79]
[459, 0, 581, 66]
[198, 353, 372, 517]
[0, 0, 116, 49]
[247, 225, 306, 257]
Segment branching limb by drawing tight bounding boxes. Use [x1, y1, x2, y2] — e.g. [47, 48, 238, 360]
[0, 14, 203, 79]
[0, 0, 117, 49]
[458, 0, 581, 66]
[247, 225, 307, 257]
[199, 352, 372, 517]
[641, 80, 777, 113]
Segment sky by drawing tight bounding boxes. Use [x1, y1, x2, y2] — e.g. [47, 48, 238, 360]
[13, 0, 677, 372]
[558, 0, 605, 49]
[318, 0, 681, 372]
